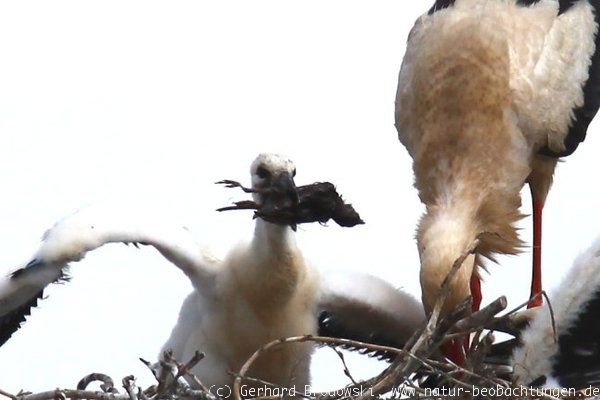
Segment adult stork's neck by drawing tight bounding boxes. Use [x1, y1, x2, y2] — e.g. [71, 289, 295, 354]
[417, 205, 479, 316]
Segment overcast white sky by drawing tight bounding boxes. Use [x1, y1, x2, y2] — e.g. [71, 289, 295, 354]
[0, 0, 598, 394]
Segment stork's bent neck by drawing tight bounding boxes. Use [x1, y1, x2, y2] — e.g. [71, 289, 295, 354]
[418, 206, 479, 315]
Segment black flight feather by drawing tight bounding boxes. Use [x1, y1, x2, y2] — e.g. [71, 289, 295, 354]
[1, 261, 69, 347]
[552, 287, 600, 389]
[428, 0, 455, 15]
[0, 288, 44, 346]
[317, 311, 399, 362]
[429, 0, 580, 16]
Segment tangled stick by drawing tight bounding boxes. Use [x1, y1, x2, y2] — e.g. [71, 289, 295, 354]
[0, 352, 217, 400]
[232, 335, 409, 400]
[353, 239, 482, 399]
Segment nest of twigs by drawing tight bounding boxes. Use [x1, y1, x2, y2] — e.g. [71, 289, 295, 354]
[0, 303, 581, 400]
[2, 240, 593, 400]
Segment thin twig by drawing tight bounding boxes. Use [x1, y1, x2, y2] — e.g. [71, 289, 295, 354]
[163, 350, 206, 394]
[0, 389, 17, 400]
[233, 335, 410, 400]
[138, 359, 159, 382]
[14, 390, 129, 400]
[76, 374, 118, 394]
[121, 377, 137, 400]
[356, 239, 481, 399]
[332, 348, 358, 385]
[450, 296, 507, 334]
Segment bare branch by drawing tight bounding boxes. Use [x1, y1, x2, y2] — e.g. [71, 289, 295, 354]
[76, 374, 118, 394]
[121, 377, 137, 400]
[0, 389, 17, 400]
[355, 239, 481, 399]
[332, 348, 358, 386]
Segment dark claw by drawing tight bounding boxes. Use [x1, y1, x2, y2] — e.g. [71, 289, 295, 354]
[216, 179, 259, 193]
[215, 179, 242, 188]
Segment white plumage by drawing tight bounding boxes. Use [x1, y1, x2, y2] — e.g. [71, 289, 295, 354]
[395, 0, 600, 325]
[0, 153, 424, 391]
[398, 0, 597, 157]
[511, 236, 600, 388]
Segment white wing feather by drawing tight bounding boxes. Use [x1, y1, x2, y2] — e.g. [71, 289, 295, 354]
[317, 271, 425, 350]
[0, 206, 219, 345]
[511, 236, 600, 386]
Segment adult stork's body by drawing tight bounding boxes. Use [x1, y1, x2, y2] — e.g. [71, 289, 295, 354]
[0, 153, 424, 393]
[395, 0, 600, 360]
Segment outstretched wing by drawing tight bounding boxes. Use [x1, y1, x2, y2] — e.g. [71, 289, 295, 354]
[316, 271, 424, 361]
[511, 236, 600, 389]
[0, 206, 219, 347]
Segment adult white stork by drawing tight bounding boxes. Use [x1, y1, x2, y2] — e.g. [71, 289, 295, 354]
[395, 0, 600, 362]
[0, 153, 424, 392]
[511, 236, 600, 389]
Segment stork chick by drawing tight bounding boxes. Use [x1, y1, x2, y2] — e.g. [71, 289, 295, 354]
[0, 153, 424, 394]
[395, 0, 600, 362]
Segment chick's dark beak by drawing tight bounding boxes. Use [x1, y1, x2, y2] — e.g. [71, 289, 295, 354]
[262, 172, 299, 213]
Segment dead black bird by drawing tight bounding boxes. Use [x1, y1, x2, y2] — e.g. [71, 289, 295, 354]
[216, 179, 364, 229]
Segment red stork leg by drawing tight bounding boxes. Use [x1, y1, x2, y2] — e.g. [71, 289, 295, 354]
[441, 339, 466, 365]
[528, 199, 544, 308]
[441, 271, 480, 364]
[470, 272, 482, 313]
